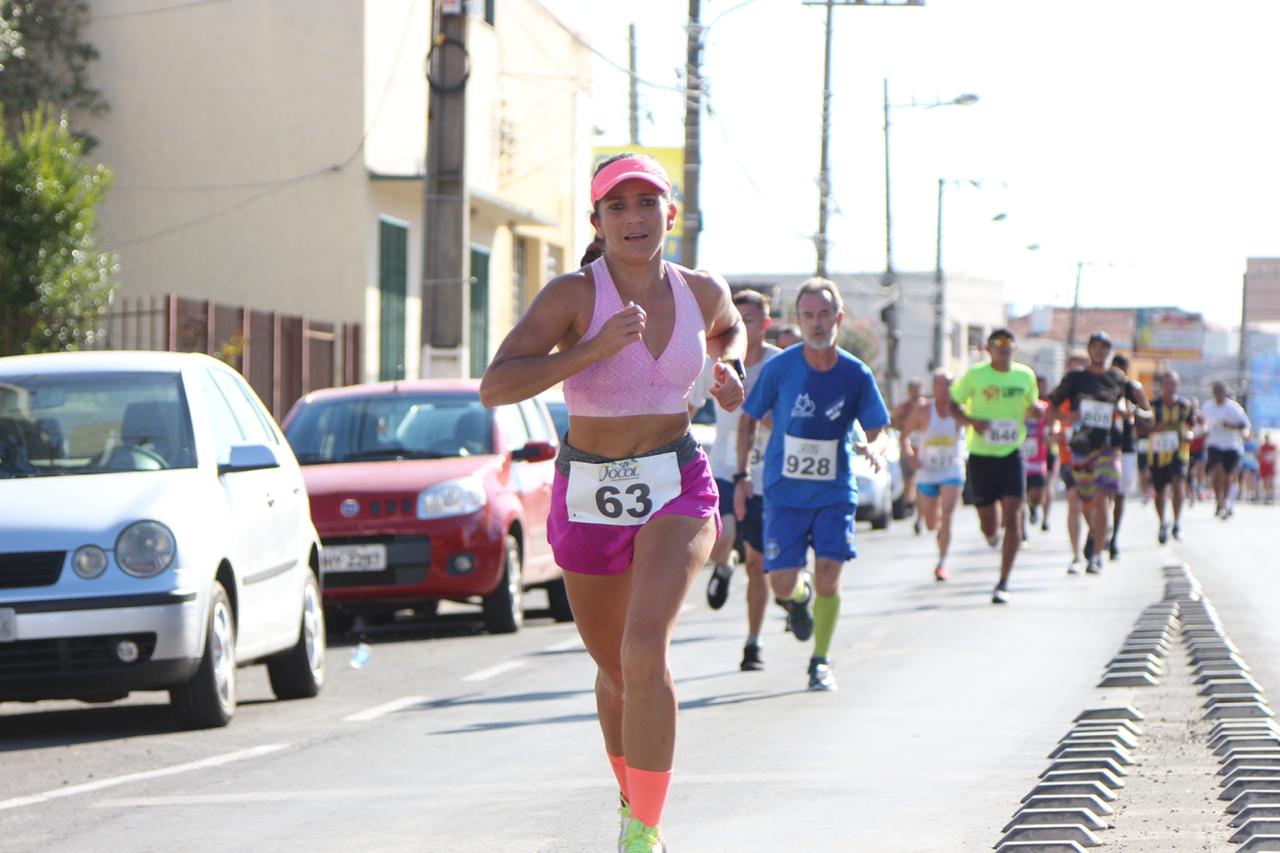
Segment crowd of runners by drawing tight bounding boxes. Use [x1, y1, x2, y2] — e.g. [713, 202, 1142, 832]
[480, 152, 1271, 852]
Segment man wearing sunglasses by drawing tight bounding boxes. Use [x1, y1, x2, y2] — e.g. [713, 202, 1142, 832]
[950, 328, 1042, 603]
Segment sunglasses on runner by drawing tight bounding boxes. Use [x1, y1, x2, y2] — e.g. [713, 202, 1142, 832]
[988, 334, 1014, 346]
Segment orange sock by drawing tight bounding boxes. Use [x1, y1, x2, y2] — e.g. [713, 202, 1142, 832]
[607, 752, 629, 802]
[626, 766, 672, 827]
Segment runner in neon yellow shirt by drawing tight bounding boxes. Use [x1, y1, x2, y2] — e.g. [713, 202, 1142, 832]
[950, 328, 1041, 603]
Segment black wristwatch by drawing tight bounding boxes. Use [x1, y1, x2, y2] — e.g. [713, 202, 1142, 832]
[720, 356, 746, 382]
[732, 471, 751, 483]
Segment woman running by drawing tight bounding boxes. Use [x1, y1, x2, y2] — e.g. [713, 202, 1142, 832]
[480, 153, 745, 852]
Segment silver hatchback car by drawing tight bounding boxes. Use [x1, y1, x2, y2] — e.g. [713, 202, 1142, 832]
[0, 351, 325, 728]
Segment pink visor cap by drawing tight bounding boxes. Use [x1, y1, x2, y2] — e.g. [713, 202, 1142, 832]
[590, 156, 672, 204]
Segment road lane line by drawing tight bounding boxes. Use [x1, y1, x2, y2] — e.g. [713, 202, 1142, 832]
[343, 695, 428, 723]
[93, 787, 406, 808]
[461, 660, 526, 682]
[0, 743, 289, 813]
[540, 637, 584, 653]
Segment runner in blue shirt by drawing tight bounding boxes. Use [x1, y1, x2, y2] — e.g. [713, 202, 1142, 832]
[733, 278, 890, 691]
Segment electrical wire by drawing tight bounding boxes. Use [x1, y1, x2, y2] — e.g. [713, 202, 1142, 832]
[90, 0, 235, 20]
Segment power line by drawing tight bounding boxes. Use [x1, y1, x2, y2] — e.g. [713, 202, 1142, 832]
[90, 0, 235, 20]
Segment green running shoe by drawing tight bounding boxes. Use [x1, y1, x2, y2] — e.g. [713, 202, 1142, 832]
[619, 818, 666, 852]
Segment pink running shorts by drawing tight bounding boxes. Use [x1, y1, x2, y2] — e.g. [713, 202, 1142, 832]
[547, 433, 721, 575]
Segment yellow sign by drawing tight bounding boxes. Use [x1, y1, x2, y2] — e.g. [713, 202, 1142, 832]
[592, 146, 684, 262]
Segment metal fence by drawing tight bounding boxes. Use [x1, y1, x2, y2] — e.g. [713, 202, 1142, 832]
[0, 295, 362, 419]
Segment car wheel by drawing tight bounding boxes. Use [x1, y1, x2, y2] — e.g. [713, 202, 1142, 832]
[891, 495, 911, 520]
[170, 581, 236, 729]
[870, 502, 891, 530]
[482, 535, 524, 634]
[267, 572, 326, 701]
[545, 577, 575, 623]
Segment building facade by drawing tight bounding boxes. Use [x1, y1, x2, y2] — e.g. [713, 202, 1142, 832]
[81, 0, 591, 385]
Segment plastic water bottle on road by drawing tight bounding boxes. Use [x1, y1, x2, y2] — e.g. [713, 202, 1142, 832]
[349, 642, 372, 669]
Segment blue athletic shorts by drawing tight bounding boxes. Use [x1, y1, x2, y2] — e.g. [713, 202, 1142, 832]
[917, 479, 963, 498]
[763, 502, 856, 572]
[715, 477, 736, 518]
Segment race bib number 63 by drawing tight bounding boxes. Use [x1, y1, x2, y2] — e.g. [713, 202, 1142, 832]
[566, 452, 682, 526]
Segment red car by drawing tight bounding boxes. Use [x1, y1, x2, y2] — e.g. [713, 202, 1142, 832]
[281, 380, 569, 634]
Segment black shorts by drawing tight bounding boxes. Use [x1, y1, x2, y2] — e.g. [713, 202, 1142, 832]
[1136, 452, 1149, 473]
[1060, 464, 1076, 489]
[739, 495, 765, 553]
[1151, 460, 1186, 492]
[1208, 448, 1240, 475]
[1026, 473, 1046, 491]
[967, 451, 1026, 508]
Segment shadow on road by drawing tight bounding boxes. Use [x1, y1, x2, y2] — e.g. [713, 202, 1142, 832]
[0, 703, 180, 751]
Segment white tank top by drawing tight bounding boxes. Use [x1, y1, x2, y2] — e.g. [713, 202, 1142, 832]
[918, 402, 966, 484]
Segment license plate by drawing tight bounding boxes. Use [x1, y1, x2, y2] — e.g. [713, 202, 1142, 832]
[320, 544, 387, 573]
[0, 608, 15, 643]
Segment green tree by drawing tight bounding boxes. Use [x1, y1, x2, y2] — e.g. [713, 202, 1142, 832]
[0, 106, 116, 354]
[0, 1, 107, 147]
[839, 316, 882, 369]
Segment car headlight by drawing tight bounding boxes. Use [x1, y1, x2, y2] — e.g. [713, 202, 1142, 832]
[72, 545, 109, 579]
[417, 477, 486, 519]
[115, 521, 176, 578]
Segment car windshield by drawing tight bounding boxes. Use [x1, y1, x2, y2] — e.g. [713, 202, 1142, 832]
[0, 371, 195, 478]
[543, 398, 569, 441]
[285, 392, 492, 464]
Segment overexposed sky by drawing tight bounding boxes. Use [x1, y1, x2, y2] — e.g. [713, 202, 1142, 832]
[538, 0, 1280, 327]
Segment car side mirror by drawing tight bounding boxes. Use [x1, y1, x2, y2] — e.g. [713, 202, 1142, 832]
[218, 443, 280, 476]
[512, 440, 556, 463]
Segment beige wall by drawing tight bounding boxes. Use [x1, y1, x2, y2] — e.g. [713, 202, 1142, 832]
[81, 0, 368, 326]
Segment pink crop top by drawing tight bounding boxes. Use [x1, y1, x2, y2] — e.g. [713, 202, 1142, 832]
[563, 257, 707, 418]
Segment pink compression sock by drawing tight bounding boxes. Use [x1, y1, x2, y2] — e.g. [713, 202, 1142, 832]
[626, 766, 673, 827]
[607, 752, 629, 801]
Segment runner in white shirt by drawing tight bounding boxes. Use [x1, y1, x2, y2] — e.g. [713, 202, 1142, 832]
[899, 370, 966, 581]
[1200, 381, 1251, 518]
[703, 290, 780, 671]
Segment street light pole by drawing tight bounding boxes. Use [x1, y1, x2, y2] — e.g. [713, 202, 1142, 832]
[815, 0, 834, 277]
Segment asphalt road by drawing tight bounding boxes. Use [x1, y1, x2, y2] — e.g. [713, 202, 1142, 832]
[2, 494, 1276, 852]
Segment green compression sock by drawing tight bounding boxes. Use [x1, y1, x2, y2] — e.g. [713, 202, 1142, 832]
[812, 594, 841, 659]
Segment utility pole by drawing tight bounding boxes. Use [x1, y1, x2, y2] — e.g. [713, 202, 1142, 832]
[628, 23, 639, 145]
[421, 2, 469, 377]
[881, 78, 900, 407]
[932, 177, 944, 371]
[680, 0, 702, 268]
[1239, 272, 1249, 407]
[815, 0, 834, 277]
[1066, 261, 1084, 351]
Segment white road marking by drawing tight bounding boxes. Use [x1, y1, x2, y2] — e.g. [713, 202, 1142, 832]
[0, 743, 289, 813]
[540, 636, 584, 653]
[461, 660, 526, 682]
[92, 787, 405, 808]
[342, 695, 429, 723]
[91, 773, 864, 808]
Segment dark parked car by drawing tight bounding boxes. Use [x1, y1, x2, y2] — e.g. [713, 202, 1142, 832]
[283, 380, 570, 634]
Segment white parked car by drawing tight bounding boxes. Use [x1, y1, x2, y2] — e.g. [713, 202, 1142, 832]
[0, 351, 325, 728]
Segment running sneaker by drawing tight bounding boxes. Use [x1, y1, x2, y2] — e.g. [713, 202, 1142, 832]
[780, 584, 815, 642]
[1086, 555, 1104, 574]
[1108, 537, 1119, 561]
[808, 656, 837, 691]
[1158, 523, 1169, 545]
[934, 564, 949, 582]
[618, 796, 632, 844]
[619, 818, 665, 853]
[1172, 523, 1181, 540]
[1067, 558, 1083, 575]
[705, 562, 733, 610]
[1083, 537, 1094, 561]
[986, 534, 1000, 549]
[740, 642, 764, 671]
[1041, 517, 1050, 532]
[1028, 505, 1040, 525]
[991, 585, 1009, 604]
[913, 515, 922, 535]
